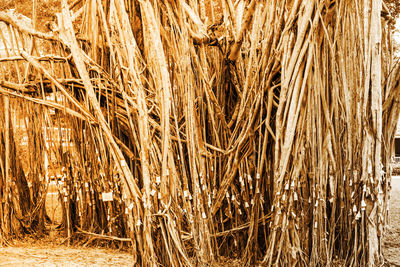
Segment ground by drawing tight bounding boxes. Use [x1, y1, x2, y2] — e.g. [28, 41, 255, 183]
[0, 238, 133, 266]
[383, 177, 400, 266]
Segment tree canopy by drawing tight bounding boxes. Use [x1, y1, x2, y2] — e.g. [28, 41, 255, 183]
[386, 0, 400, 20]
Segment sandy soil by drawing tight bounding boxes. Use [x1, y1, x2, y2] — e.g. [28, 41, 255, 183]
[383, 177, 400, 266]
[0, 239, 133, 267]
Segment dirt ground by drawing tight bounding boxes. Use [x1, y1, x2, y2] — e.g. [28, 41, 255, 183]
[383, 177, 400, 266]
[0, 238, 133, 266]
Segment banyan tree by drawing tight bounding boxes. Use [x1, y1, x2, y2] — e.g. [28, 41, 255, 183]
[0, 0, 400, 266]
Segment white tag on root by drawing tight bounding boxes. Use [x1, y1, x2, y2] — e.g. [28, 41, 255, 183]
[102, 191, 114, 202]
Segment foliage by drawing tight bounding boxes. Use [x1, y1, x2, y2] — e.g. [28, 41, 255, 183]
[0, 0, 60, 31]
[385, 0, 400, 19]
